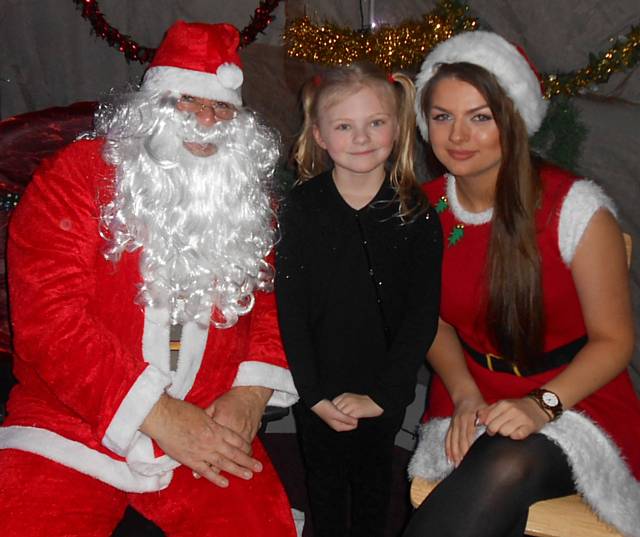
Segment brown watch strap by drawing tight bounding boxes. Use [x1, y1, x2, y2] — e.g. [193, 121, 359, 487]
[527, 388, 563, 422]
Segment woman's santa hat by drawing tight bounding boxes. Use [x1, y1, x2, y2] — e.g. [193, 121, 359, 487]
[142, 21, 244, 106]
[415, 31, 548, 141]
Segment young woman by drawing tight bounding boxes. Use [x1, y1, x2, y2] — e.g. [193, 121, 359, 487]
[405, 31, 640, 537]
[275, 63, 442, 537]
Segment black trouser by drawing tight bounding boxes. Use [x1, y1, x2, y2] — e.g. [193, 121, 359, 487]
[403, 433, 576, 537]
[294, 404, 402, 537]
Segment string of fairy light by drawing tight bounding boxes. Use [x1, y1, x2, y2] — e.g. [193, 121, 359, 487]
[283, 1, 640, 99]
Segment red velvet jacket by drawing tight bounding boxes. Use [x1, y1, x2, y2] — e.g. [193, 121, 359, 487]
[0, 139, 297, 491]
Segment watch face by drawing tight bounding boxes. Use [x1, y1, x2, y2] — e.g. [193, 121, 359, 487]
[542, 391, 559, 407]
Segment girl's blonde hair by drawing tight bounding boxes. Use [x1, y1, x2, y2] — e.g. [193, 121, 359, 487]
[292, 62, 428, 220]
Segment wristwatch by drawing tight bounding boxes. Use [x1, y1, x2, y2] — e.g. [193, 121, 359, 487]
[527, 388, 563, 421]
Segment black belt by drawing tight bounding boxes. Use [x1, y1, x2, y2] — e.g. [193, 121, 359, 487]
[459, 335, 587, 377]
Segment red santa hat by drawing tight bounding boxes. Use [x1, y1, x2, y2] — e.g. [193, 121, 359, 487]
[142, 21, 244, 106]
[415, 31, 548, 141]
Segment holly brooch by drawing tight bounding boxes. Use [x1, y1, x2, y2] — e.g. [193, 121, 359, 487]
[434, 195, 465, 247]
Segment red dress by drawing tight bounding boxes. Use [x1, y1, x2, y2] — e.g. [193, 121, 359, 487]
[409, 166, 640, 536]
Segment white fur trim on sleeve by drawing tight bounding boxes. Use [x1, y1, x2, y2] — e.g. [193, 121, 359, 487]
[558, 180, 617, 266]
[102, 364, 172, 456]
[232, 361, 299, 407]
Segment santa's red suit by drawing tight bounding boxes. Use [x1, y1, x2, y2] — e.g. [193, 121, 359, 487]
[409, 166, 640, 536]
[0, 138, 299, 536]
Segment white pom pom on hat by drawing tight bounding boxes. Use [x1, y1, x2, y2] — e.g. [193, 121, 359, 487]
[141, 21, 244, 106]
[414, 31, 548, 141]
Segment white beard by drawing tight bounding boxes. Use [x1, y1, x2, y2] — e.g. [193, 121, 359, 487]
[99, 94, 280, 327]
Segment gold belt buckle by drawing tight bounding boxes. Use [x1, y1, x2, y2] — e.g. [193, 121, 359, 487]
[485, 352, 500, 371]
[484, 352, 522, 376]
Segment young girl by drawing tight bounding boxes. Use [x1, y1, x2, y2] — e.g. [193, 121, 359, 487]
[405, 31, 640, 537]
[275, 63, 443, 537]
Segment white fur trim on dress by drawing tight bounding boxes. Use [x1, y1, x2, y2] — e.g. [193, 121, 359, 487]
[0, 426, 174, 492]
[408, 411, 640, 537]
[558, 179, 617, 266]
[446, 174, 493, 225]
[233, 362, 299, 407]
[143, 64, 243, 106]
[415, 31, 548, 141]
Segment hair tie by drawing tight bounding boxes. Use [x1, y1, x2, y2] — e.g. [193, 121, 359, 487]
[387, 73, 396, 84]
[312, 74, 322, 87]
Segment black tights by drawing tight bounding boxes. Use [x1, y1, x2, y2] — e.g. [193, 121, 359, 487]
[403, 433, 576, 537]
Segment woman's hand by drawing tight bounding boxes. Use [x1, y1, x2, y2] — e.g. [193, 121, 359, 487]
[332, 393, 384, 419]
[476, 397, 550, 440]
[446, 394, 487, 467]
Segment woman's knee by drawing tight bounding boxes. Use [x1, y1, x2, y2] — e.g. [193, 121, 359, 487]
[461, 434, 548, 490]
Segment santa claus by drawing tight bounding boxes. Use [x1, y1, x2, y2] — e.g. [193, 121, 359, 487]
[0, 21, 299, 537]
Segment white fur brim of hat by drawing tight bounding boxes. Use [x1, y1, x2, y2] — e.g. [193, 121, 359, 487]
[414, 31, 548, 141]
[142, 63, 243, 106]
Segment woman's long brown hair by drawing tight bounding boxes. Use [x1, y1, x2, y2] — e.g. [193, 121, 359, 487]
[421, 63, 544, 369]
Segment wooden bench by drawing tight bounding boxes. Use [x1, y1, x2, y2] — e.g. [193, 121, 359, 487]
[410, 476, 623, 537]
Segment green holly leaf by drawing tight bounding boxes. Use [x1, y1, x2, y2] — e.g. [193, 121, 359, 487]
[435, 196, 448, 214]
[448, 225, 464, 246]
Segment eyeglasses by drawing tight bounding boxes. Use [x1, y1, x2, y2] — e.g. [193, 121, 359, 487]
[176, 95, 237, 121]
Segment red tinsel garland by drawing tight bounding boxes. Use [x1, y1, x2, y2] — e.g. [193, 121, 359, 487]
[72, 0, 281, 63]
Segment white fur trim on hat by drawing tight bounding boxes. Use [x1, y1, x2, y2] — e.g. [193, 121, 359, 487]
[142, 64, 243, 106]
[415, 31, 548, 141]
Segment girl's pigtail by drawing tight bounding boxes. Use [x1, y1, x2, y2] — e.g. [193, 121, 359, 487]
[389, 72, 429, 221]
[292, 78, 327, 183]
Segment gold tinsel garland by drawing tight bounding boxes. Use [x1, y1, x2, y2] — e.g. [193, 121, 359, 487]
[283, 1, 478, 71]
[284, 1, 640, 99]
[543, 26, 640, 98]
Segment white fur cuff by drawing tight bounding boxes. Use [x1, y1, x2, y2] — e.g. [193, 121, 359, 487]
[102, 364, 172, 456]
[232, 361, 299, 407]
